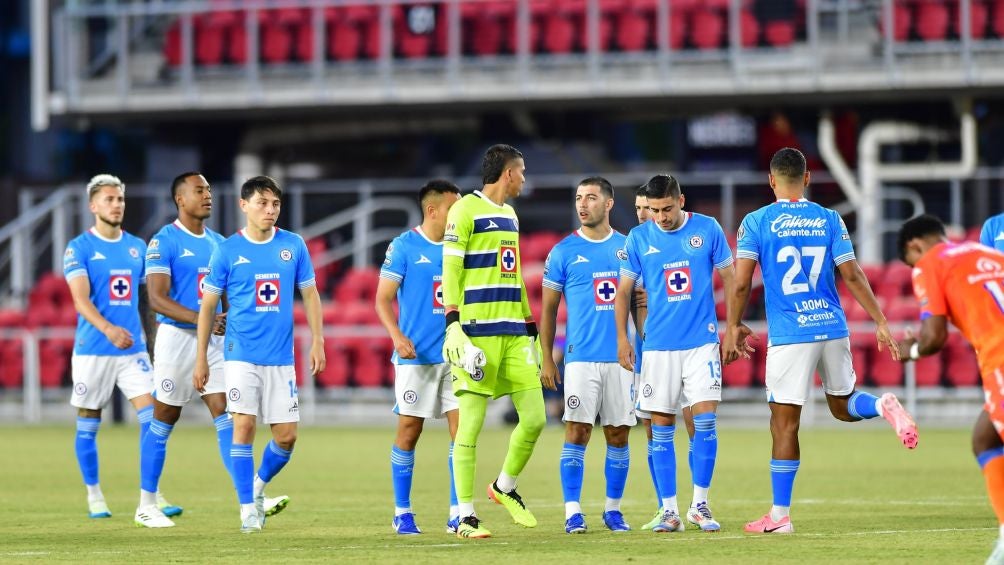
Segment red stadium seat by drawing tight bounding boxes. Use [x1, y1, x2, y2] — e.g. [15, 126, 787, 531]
[956, 0, 990, 38]
[879, 2, 912, 42]
[395, 4, 435, 59]
[913, 349, 943, 386]
[877, 261, 913, 302]
[0, 340, 24, 388]
[306, 238, 330, 294]
[165, 21, 182, 66]
[885, 296, 920, 322]
[690, 9, 725, 50]
[333, 267, 382, 304]
[0, 309, 25, 327]
[722, 354, 754, 387]
[197, 17, 229, 65]
[869, 344, 904, 387]
[994, 0, 1004, 37]
[261, 19, 295, 64]
[40, 339, 72, 388]
[850, 331, 872, 383]
[763, 19, 796, 46]
[945, 332, 980, 387]
[740, 9, 760, 47]
[916, 0, 950, 41]
[316, 341, 350, 387]
[349, 338, 390, 387]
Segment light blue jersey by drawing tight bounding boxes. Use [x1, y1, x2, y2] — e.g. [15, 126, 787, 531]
[146, 220, 225, 329]
[736, 199, 854, 346]
[980, 213, 1004, 253]
[379, 226, 446, 365]
[621, 213, 732, 352]
[543, 229, 626, 363]
[63, 228, 147, 356]
[203, 227, 315, 366]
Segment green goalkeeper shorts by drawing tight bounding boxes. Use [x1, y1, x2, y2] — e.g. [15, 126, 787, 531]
[451, 334, 541, 399]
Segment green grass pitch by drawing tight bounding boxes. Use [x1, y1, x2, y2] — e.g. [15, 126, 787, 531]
[0, 423, 995, 563]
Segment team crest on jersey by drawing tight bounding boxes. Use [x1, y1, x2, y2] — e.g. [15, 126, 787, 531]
[109, 273, 133, 304]
[617, 248, 628, 261]
[567, 395, 581, 409]
[255, 277, 281, 312]
[197, 271, 208, 299]
[593, 277, 618, 305]
[471, 367, 485, 381]
[129, 247, 140, 259]
[161, 379, 175, 393]
[74, 382, 87, 395]
[432, 280, 445, 314]
[229, 388, 241, 401]
[279, 249, 293, 262]
[642, 384, 653, 398]
[500, 246, 517, 273]
[664, 267, 691, 296]
[689, 235, 704, 248]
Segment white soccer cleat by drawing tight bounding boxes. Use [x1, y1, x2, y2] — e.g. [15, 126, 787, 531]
[240, 509, 263, 534]
[254, 495, 266, 528]
[134, 505, 175, 528]
[652, 509, 685, 532]
[988, 538, 1004, 565]
[88, 499, 112, 519]
[264, 495, 290, 517]
[687, 502, 721, 532]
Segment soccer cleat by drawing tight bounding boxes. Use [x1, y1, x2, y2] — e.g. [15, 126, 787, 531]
[487, 481, 537, 527]
[134, 505, 175, 528]
[446, 516, 460, 534]
[254, 494, 266, 528]
[743, 513, 794, 534]
[641, 507, 663, 531]
[240, 511, 262, 534]
[880, 393, 919, 449]
[987, 537, 1004, 565]
[687, 502, 721, 532]
[264, 495, 290, 517]
[652, 509, 685, 532]
[602, 510, 631, 532]
[88, 499, 112, 519]
[393, 512, 422, 535]
[564, 513, 587, 534]
[156, 492, 183, 518]
[456, 515, 492, 539]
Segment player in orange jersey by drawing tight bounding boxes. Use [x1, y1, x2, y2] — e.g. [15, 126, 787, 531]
[897, 214, 1004, 565]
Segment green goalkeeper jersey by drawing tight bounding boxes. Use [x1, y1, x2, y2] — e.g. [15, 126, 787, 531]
[442, 190, 531, 337]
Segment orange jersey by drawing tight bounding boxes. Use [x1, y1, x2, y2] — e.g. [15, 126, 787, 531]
[912, 241, 1004, 377]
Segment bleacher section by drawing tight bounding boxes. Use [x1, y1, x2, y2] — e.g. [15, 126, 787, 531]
[0, 228, 983, 392]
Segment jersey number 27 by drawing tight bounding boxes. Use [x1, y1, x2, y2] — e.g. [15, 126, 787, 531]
[777, 246, 825, 296]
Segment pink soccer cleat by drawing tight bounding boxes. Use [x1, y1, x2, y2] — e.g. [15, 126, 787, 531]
[743, 513, 793, 534]
[880, 393, 919, 449]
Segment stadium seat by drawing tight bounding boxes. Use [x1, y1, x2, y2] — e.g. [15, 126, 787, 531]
[994, 0, 1004, 37]
[0, 309, 24, 327]
[849, 332, 872, 383]
[395, 4, 435, 59]
[869, 343, 904, 386]
[306, 238, 330, 293]
[965, 225, 983, 242]
[523, 271, 544, 310]
[740, 9, 761, 47]
[885, 296, 920, 322]
[0, 340, 24, 388]
[945, 332, 980, 386]
[333, 267, 381, 304]
[196, 15, 229, 65]
[164, 21, 183, 66]
[878, 2, 912, 42]
[877, 261, 913, 303]
[316, 341, 351, 387]
[349, 338, 390, 387]
[955, 0, 990, 38]
[916, 0, 950, 41]
[690, 9, 725, 50]
[913, 348, 943, 386]
[722, 354, 754, 387]
[763, 19, 796, 46]
[39, 339, 72, 388]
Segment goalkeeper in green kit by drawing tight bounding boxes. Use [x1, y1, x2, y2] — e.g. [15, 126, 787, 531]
[442, 144, 546, 539]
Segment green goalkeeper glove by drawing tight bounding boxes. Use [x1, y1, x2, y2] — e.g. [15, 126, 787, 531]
[443, 321, 473, 366]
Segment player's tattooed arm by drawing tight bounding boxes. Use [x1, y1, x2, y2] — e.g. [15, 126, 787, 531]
[67, 275, 133, 350]
[138, 284, 157, 356]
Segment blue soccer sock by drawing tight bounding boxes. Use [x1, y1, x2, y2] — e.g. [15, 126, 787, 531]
[137, 405, 153, 447]
[139, 418, 173, 494]
[391, 445, 415, 514]
[691, 413, 717, 506]
[560, 443, 586, 517]
[448, 442, 458, 515]
[604, 445, 630, 512]
[847, 390, 881, 420]
[688, 436, 694, 482]
[770, 458, 800, 520]
[75, 417, 101, 487]
[230, 443, 254, 505]
[647, 440, 660, 507]
[651, 425, 678, 511]
[214, 414, 234, 481]
[257, 440, 292, 486]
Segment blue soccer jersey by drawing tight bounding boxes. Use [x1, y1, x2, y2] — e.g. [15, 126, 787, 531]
[379, 226, 446, 365]
[736, 199, 854, 346]
[63, 228, 147, 356]
[542, 229, 626, 363]
[980, 213, 1004, 253]
[203, 227, 316, 366]
[620, 213, 732, 352]
[146, 220, 225, 329]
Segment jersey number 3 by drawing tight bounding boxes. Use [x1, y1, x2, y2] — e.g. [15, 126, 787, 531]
[777, 246, 825, 295]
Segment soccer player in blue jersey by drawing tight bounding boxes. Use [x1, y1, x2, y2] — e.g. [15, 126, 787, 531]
[64, 174, 165, 520]
[723, 148, 918, 535]
[375, 180, 462, 535]
[614, 174, 738, 533]
[138, 172, 287, 528]
[540, 177, 635, 534]
[981, 212, 1004, 252]
[195, 176, 325, 533]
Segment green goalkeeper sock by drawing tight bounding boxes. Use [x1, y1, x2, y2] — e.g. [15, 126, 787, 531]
[501, 388, 546, 479]
[453, 391, 488, 505]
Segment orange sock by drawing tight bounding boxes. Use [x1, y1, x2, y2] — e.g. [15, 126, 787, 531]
[982, 455, 1004, 525]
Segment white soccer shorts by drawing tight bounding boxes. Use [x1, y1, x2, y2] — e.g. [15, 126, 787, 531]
[765, 337, 856, 405]
[638, 343, 722, 415]
[633, 371, 652, 420]
[153, 324, 225, 407]
[563, 362, 637, 427]
[393, 362, 458, 419]
[70, 352, 154, 410]
[224, 361, 300, 424]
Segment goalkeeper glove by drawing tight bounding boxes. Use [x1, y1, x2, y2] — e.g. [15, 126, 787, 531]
[443, 320, 473, 367]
